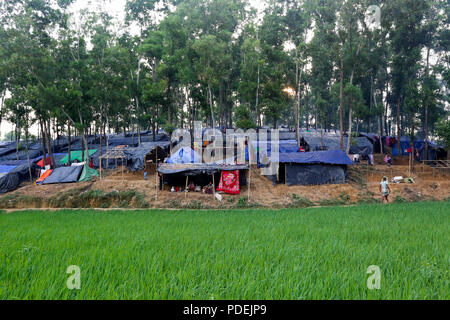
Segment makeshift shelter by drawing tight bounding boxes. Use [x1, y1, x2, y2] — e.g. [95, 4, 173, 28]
[269, 150, 353, 186]
[246, 140, 299, 166]
[0, 149, 42, 161]
[36, 169, 53, 184]
[0, 163, 38, 193]
[60, 150, 97, 165]
[124, 141, 170, 171]
[391, 136, 438, 160]
[158, 163, 248, 192]
[99, 147, 127, 180]
[0, 165, 16, 175]
[78, 164, 99, 182]
[301, 134, 373, 155]
[166, 146, 202, 164]
[41, 165, 84, 184]
[0, 172, 20, 194]
[36, 153, 67, 167]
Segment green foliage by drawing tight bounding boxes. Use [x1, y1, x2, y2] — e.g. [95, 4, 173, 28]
[234, 105, 256, 130]
[435, 118, 450, 150]
[289, 194, 314, 208]
[0, 0, 447, 158]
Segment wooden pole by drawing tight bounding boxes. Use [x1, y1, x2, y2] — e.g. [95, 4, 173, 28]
[212, 173, 215, 200]
[248, 167, 251, 201]
[156, 147, 158, 201]
[100, 157, 102, 180]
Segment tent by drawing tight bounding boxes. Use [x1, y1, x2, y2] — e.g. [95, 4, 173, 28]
[78, 164, 99, 182]
[270, 150, 353, 186]
[36, 169, 53, 184]
[166, 146, 202, 164]
[391, 136, 439, 160]
[36, 153, 67, 167]
[0, 165, 17, 174]
[158, 163, 248, 190]
[41, 166, 84, 184]
[60, 150, 97, 165]
[0, 163, 38, 193]
[124, 141, 170, 171]
[301, 135, 373, 155]
[0, 173, 20, 194]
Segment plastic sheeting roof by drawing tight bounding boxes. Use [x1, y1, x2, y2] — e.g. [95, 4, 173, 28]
[0, 165, 17, 173]
[158, 163, 248, 175]
[166, 146, 202, 164]
[42, 166, 83, 184]
[301, 135, 373, 155]
[122, 141, 170, 171]
[277, 150, 353, 165]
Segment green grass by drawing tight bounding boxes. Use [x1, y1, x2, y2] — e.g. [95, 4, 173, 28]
[0, 201, 449, 300]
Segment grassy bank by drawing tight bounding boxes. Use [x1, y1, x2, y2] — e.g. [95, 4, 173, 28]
[0, 201, 448, 299]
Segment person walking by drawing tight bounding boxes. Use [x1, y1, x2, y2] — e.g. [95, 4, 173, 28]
[379, 176, 391, 203]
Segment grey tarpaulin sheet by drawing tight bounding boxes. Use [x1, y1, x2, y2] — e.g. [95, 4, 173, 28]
[302, 135, 373, 155]
[42, 166, 83, 184]
[0, 163, 38, 193]
[285, 164, 347, 186]
[0, 173, 20, 194]
[124, 141, 170, 171]
[158, 163, 248, 176]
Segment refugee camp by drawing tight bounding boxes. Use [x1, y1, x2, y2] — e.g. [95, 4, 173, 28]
[0, 0, 449, 303]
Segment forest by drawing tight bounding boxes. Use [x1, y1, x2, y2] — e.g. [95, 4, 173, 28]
[0, 0, 449, 156]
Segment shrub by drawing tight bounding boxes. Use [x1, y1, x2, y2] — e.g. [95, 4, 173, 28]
[394, 196, 407, 203]
[289, 194, 313, 208]
[184, 200, 203, 209]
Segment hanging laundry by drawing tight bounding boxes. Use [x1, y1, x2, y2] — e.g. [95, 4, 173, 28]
[216, 170, 240, 195]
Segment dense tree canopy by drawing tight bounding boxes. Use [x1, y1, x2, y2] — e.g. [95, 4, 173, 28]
[0, 0, 448, 153]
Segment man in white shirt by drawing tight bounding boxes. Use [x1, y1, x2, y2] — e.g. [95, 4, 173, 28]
[379, 176, 391, 203]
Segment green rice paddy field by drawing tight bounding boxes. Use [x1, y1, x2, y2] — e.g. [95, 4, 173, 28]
[0, 201, 449, 300]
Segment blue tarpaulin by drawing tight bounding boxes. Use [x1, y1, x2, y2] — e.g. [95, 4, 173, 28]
[167, 146, 202, 164]
[277, 150, 353, 165]
[0, 165, 17, 173]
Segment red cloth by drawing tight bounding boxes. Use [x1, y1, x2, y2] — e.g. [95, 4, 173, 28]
[216, 170, 240, 195]
[36, 169, 53, 184]
[37, 157, 51, 168]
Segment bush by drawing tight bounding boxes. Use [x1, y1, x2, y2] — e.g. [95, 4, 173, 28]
[289, 194, 313, 208]
[235, 196, 260, 208]
[394, 196, 407, 203]
[184, 200, 203, 209]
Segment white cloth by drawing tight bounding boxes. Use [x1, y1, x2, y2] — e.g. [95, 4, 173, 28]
[380, 181, 389, 193]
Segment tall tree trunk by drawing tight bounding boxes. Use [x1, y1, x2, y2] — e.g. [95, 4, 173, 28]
[40, 121, 47, 168]
[43, 119, 55, 168]
[396, 97, 401, 156]
[295, 67, 303, 147]
[25, 125, 32, 182]
[345, 72, 355, 154]
[208, 80, 215, 128]
[219, 81, 223, 127]
[255, 30, 261, 127]
[152, 59, 158, 142]
[68, 123, 71, 165]
[424, 47, 430, 161]
[339, 56, 344, 150]
[15, 122, 19, 160]
[0, 89, 5, 139]
[136, 59, 142, 146]
[99, 107, 103, 157]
